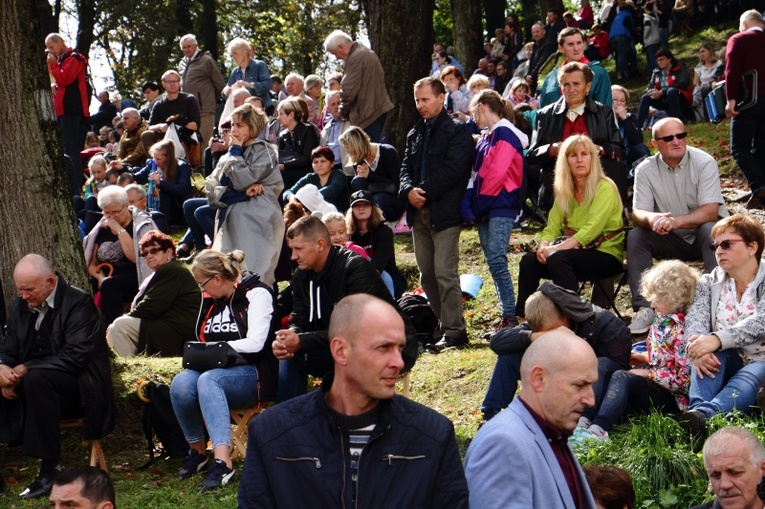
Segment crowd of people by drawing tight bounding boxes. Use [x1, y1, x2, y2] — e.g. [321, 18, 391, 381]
[2, 4, 765, 506]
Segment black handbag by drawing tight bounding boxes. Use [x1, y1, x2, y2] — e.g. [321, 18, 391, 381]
[182, 342, 247, 371]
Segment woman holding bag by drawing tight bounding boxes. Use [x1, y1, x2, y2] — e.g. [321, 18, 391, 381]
[170, 249, 278, 493]
[205, 103, 284, 285]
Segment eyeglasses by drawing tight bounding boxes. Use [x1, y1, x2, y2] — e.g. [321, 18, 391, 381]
[709, 239, 746, 252]
[140, 247, 163, 258]
[102, 205, 125, 218]
[197, 275, 215, 289]
[654, 132, 688, 143]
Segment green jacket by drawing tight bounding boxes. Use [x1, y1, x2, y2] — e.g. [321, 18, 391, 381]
[129, 259, 201, 356]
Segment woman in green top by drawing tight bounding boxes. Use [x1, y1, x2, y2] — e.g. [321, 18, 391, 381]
[516, 134, 624, 318]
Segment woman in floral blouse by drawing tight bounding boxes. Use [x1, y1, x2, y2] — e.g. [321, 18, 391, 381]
[680, 214, 765, 436]
[575, 260, 699, 440]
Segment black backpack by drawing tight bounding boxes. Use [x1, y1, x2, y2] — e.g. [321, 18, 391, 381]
[137, 381, 188, 469]
[397, 293, 438, 344]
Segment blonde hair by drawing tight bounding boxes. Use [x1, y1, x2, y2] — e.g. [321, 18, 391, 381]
[553, 135, 621, 214]
[88, 155, 108, 172]
[321, 211, 346, 226]
[339, 126, 372, 162]
[191, 249, 247, 282]
[525, 291, 564, 331]
[640, 260, 700, 315]
[231, 103, 267, 139]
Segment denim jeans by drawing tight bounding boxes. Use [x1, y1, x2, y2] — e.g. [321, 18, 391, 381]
[590, 370, 680, 431]
[636, 88, 687, 126]
[364, 112, 387, 143]
[380, 270, 395, 298]
[182, 198, 216, 250]
[688, 349, 765, 417]
[476, 217, 516, 318]
[170, 365, 260, 448]
[58, 114, 88, 197]
[610, 35, 637, 76]
[276, 348, 334, 403]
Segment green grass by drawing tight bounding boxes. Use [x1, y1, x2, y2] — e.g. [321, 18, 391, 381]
[2, 23, 755, 508]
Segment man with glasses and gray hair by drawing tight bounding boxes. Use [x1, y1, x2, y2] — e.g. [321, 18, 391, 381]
[627, 117, 727, 333]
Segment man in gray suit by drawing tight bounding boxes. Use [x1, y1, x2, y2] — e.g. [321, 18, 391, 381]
[465, 330, 598, 508]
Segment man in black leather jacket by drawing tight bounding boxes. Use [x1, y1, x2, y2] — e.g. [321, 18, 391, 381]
[0, 254, 114, 500]
[239, 294, 469, 509]
[273, 216, 418, 402]
[527, 61, 625, 212]
[399, 77, 473, 350]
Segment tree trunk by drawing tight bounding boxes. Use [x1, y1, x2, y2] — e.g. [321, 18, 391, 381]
[35, 0, 57, 36]
[200, 0, 218, 61]
[483, 0, 506, 37]
[368, 0, 434, 154]
[521, 0, 541, 41]
[76, 0, 95, 57]
[452, 0, 484, 75]
[0, 0, 90, 306]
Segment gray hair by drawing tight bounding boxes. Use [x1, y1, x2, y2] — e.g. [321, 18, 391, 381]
[15, 254, 55, 279]
[121, 107, 140, 120]
[740, 9, 764, 24]
[704, 426, 765, 468]
[227, 37, 250, 55]
[304, 74, 323, 91]
[97, 185, 128, 209]
[285, 72, 304, 86]
[45, 33, 64, 44]
[124, 183, 146, 199]
[323, 30, 353, 52]
[180, 33, 198, 45]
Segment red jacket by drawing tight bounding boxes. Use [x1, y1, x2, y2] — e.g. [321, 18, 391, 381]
[47, 47, 90, 118]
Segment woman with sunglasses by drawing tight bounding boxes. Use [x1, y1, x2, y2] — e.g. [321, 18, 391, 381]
[170, 249, 277, 492]
[680, 214, 765, 436]
[107, 230, 200, 357]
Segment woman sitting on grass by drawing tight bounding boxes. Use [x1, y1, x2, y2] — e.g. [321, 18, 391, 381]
[681, 214, 765, 436]
[575, 260, 699, 440]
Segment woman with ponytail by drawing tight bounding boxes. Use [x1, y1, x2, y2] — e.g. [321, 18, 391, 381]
[170, 249, 278, 492]
[461, 89, 529, 331]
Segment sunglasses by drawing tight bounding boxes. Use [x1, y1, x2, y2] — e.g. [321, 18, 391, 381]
[709, 239, 746, 252]
[654, 132, 688, 143]
[140, 247, 163, 257]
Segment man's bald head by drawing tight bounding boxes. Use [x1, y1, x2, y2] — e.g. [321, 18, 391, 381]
[14, 254, 57, 309]
[14, 254, 55, 280]
[329, 294, 402, 349]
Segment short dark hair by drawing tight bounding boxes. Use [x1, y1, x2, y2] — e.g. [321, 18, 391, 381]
[139, 230, 176, 258]
[53, 466, 116, 508]
[270, 75, 283, 85]
[311, 145, 336, 163]
[558, 27, 584, 46]
[558, 61, 594, 83]
[414, 77, 446, 96]
[655, 47, 673, 60]
[286, 215, 331, 244]
[141, 81, 159, 92]
[583, 465, 635, 509]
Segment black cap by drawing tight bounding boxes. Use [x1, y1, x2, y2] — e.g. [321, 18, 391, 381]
[350, 189, 375, 207]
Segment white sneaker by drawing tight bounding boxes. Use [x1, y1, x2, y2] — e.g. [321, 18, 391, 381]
[628, 307, 655, 334]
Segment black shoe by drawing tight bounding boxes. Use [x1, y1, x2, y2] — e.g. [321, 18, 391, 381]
[433, 334, 469, 351]
[678, 410, 707, 440]
[19, 467, 61, 500]
[178, 450, 210, 479]
[176, 244, 192, 259]
[197, 459, 235, 493]
[746, 189, 765, 210]
[181, 250, 200, 264]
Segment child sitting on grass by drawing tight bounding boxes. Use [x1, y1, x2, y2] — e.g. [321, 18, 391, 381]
[321, 212, 368, 259]
[574, 260, 700, 441]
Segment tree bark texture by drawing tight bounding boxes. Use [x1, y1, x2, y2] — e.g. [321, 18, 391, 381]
[368, 0, 435, 154]
[76, 0, 95, 57]
[201, 0, 219, 61]
[452, 0, 484, 75]
[0, 0, 91, 306]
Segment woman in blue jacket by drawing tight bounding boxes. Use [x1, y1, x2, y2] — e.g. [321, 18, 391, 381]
[462, 89, 528, 331]
[132, 139, 192, 226]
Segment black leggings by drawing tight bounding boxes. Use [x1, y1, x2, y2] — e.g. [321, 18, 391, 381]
[516, 249, 622, 317]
